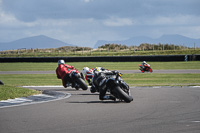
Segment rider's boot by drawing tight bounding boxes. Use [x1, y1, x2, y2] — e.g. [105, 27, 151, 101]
[102, 95, 116, 101]
[109, 95, 116, 101]
[66, 82, 71, 87]
[90, 86, 96, 93]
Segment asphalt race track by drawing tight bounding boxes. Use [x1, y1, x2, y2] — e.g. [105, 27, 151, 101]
[0, 86, 200, 133]
[0, 70, 200, 133]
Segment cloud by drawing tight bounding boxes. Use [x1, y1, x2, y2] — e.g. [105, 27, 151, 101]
[103, 17, 134, 27]
[0, 11, 15, 25]
[0, 0, 200, 47]
[2, 0, 198, 22]
[141, 15, 200, 26]
[82, 0, 93, 3]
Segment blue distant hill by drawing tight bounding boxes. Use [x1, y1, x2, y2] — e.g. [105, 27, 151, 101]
[1, 34, 199, 51]
[0, 35, 74, 51]
[94, 34, 200, 48]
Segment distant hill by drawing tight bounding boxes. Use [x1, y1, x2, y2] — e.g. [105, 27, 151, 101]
[0, 35, 74, 51]
[94, 34, 200, 48]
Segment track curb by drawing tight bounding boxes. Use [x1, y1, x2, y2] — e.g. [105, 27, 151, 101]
[0, 87, 71, 108]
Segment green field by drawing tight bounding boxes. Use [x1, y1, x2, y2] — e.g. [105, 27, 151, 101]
[1, 49, 200, 57]
[0, 73, 199, 87]
[0, 61, 200, 71]
[0, 85, 40, 101]
[0, 61, 200, 100]
[124, 73, 200, 86]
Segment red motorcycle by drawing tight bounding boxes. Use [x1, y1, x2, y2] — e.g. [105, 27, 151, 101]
[139, 64, 153, 73]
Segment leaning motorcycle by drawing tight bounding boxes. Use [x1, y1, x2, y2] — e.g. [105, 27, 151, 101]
[93, 71, 133, 103]
[139, 64, 153, 73]
[66, 68, 88, 90]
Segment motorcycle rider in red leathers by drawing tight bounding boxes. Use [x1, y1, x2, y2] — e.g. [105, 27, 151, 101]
[56, 59, 75, 88]
[141, 61, 150, 71]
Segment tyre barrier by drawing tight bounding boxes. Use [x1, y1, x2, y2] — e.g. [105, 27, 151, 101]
[0, 55, 199, 62]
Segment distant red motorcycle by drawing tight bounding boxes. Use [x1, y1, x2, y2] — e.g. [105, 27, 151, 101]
[139, 64, 153, 73]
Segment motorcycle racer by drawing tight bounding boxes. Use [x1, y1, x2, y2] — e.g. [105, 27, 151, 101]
[82, 67, 94, 85]
[82, 67, 107, 93]
[141, 61, 150, 71]
[92, 67, 116, 101]
[82, 67, 98, 93]
[56, 59, 75, 88]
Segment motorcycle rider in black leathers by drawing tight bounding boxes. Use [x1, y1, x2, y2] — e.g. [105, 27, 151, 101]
[92, 67, 116, 101]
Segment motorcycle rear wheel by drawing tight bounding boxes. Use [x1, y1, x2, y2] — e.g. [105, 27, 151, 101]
[114, 86, 133, 103]
[76, 78, 88, 90]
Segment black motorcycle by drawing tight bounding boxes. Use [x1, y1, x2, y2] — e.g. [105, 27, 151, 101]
[92, 70, 133, 103]
[66, 69, 88, 90]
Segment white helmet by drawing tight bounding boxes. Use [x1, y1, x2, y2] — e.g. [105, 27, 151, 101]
[58, 59, 65, 65]
[143, 61, 146, 64]
[82, 67, 93, 75]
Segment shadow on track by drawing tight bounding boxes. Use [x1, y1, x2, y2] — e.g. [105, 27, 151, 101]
[66, 100, 126, 104]
[75, 93, 99, 96]
[42, 88, 79, 92]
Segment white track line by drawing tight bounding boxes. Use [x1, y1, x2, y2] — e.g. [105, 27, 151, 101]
[22, 85, 64, 88]
[0, 86, 71, 109]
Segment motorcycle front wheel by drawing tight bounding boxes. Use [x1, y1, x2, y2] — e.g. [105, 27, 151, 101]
[149, 68, 153, 73]
[114, 86, 133, 103]
[75, 78, 88, 90]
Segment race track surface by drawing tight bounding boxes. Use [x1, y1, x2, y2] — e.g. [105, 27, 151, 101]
[1, 70, 200, 133]
[0, 86, 200, 133]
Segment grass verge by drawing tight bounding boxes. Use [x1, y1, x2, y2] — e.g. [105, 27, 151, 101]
[1, 61, 200, 100]
[1, 73, 200, 87]
[0, 61, 200, 71]
[123, 73, 200, 86]
[0, 85, 40, 101]
[1, 72, 199, 101]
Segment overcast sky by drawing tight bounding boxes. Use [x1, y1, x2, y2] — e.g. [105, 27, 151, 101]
[0, 0, 199, 47]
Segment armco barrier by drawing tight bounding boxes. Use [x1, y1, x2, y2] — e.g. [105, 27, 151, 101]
[0, 55, 199, 62]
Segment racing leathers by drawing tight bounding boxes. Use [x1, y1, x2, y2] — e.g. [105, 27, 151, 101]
[56, 64, 75, 88]
[84, 68, 94, 85]
[141, 62, 150, 71]
[92, 69, 116, 101]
